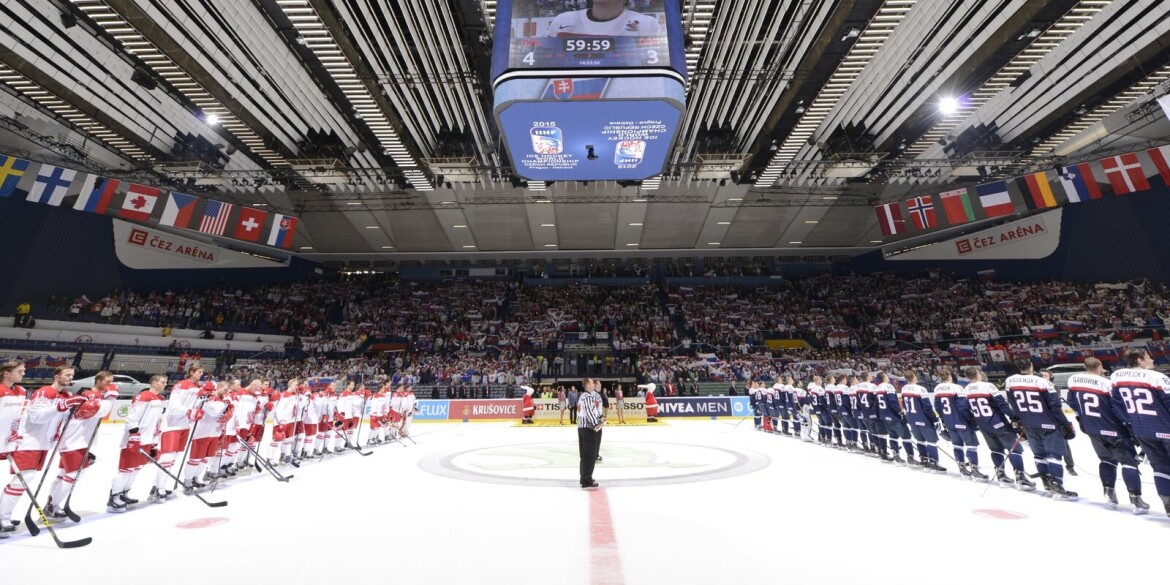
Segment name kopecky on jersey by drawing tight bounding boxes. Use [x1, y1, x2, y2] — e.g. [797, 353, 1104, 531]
[1110, 368, 1170, 440]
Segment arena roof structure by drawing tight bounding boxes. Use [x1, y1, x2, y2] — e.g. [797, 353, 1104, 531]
[0, 0, 1168, 258]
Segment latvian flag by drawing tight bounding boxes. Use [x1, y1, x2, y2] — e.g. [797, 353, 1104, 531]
[975, 181, 1014, 218]
[1058, 162, 1102, 203]
[875, 202, 904, 236]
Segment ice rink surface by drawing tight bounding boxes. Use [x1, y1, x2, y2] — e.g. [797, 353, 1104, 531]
[4, 420, 1167, 585]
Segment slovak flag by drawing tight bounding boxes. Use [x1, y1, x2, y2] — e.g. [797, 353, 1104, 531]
[119, 183, 160, 221]
[906, 195, 936, 231]
[233, 207, 267, 242]
[267, 213, 299, 249]
[1100, 153, 1150, 195]
[159, 192, 199, 228]
[875, 202, 904, 236]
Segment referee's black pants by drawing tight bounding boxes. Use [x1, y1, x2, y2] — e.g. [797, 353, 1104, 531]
[578, 427, 599, 486]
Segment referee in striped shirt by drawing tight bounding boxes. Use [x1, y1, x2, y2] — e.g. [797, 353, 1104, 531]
[578, 379, 605, 488]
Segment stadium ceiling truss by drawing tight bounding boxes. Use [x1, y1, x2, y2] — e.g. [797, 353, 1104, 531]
[0, 0, 1166, 256]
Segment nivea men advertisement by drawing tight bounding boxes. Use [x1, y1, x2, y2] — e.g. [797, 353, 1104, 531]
[494, 75, 684, 181]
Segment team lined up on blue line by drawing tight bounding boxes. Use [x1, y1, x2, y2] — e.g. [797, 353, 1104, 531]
[748, 349, 1170, 518]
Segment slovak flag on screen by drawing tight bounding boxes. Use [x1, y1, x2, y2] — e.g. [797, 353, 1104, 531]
[543, 78, 608, 100]
[267, 213, 298, 249]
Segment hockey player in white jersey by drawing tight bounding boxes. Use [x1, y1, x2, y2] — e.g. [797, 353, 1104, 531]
[44, 372, 119, 518]
[110, 375, 167, 511]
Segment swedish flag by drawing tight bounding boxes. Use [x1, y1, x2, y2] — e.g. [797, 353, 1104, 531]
[0, 155, 31, 198]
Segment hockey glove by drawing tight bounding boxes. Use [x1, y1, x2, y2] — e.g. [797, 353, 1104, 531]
[59, 396, 87, 411]
[127, 434, 142, 452]
[188, 409, 205, 422]
[1061, 423, 1076, 441]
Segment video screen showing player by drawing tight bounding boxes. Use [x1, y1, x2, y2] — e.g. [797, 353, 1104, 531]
[506, 0, 670, 70]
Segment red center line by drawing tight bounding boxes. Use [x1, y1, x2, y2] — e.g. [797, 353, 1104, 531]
[589, 488, 625, 585]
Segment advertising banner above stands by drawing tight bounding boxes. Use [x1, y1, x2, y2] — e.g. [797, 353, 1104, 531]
[888, 209, 1061, 262]
[113, 220, 287, 270]
[533, 398, 646, 423]
[655, 396, 732, 417]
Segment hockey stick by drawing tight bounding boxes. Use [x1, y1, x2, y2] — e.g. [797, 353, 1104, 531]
[981, 433, 1024, 497]
[171, 397, 207, 493]
[353, 394, 369, 448]
[209, 426, 230, 494]
[235, 434, 292, 482]
[61, 415, 105, 523]
[24, 411, 75, 537]
[140, 448, 227, 508]
[334, 421, 373, 456]
[11, 472, 91, 549]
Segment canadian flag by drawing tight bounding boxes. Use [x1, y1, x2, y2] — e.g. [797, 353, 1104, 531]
[1100, 153, 1150, 195]
[119, 183, 159, 222]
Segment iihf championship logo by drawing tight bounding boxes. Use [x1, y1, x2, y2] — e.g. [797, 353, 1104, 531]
[552, 79, 574, 100]
[625, 20, 640, 32]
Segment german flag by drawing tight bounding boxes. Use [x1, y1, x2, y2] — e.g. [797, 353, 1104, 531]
[1015, 171, 1057, 211]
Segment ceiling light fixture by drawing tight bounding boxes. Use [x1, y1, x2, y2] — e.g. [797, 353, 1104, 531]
[938, 96, 960, 115]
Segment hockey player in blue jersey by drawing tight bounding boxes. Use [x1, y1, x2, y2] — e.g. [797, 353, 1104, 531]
[877, 372, 911, 465]
[763, 382, 778, 432]
[963, 366, 1037, 491]
[1067, 357, 1149, 514]
[933, 367, 982, 478]
[856, 372, 890, 461]
[1110, 348, 1170, 517]
[773, 381, 789, 434]
[828, 375, 847, 448]
[808, 375, 834, 445]
[788, 375, 810, 441]
[749, 382, 762, 430]
[1005, 360, 1077, 500]
[838, 376, 860, 452]
[902, 371, 946, 473]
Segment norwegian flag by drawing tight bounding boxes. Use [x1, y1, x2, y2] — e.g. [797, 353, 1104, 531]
[906, 195, 937, 231]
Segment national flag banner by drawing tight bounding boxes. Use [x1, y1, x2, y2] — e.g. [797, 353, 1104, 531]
[975, 181, 1014, 218]
[949, 344, 976, 357]
[119, 183, 160, 221]
[0, 155, 31, 198]
[875, 201, 904, 236]
[198, 199, 233, 235]
[159, 192, 200, 228]
[1058, 319, 1086, 332]
[1058, 162, 1102, 203]
[906, 195, 936, 231]
[73, 176, 120, 214]
[233, 207, 267, 242]
[1015, 171, 1057, 210]
[1146, 144, 1170, 186]
[1100, 153, 1150, 195]
[266, 213, 299, 249]
[25, 164, 77, 206]
[1030, 324, 1059, 340]
[939, 188, 975, 225]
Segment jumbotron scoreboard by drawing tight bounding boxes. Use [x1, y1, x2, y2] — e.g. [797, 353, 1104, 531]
[491, 0, 687, 182]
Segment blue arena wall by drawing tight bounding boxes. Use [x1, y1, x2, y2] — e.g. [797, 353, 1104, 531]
[850, 182, 1170, 283]
[0, 196, 321, 307]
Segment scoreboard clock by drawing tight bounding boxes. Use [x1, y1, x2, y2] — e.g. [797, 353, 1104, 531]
[491, 0, 687, 182]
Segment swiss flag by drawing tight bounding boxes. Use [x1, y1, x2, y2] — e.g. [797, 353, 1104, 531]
[1100, 153, 1150, 195]
[233, 207, 268, 242]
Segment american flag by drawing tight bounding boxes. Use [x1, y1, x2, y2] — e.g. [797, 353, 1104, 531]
[199, 200, 233, 235]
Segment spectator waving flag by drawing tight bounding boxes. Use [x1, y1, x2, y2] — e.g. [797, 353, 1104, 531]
[1100, 153, 1150, 195]
[875, 202, 904, 236]
[975, 181, 1014, 218]
[1058, 163, 1102, 203]
[119, 183, 160, 221]
[158, 192, 199, 228]
[25, 164, 77, 206]
[0, 155, 31, 198]
[198, 199, 233, 235]
[267, 213, 299, 249]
